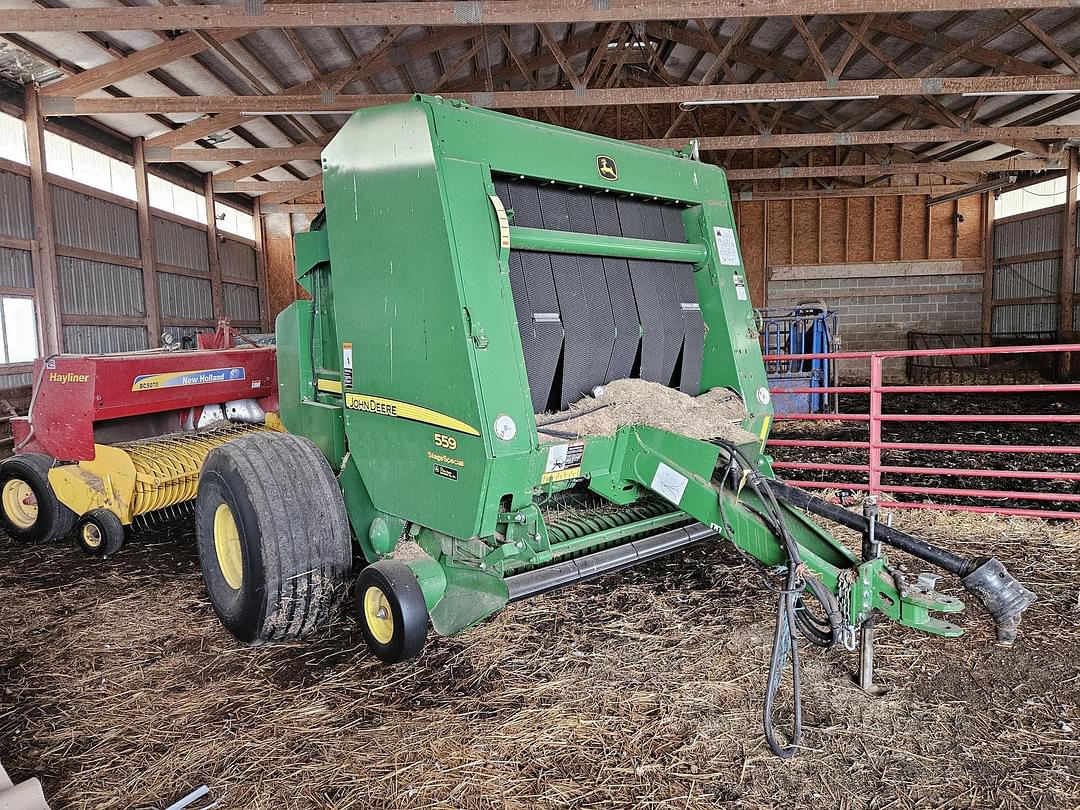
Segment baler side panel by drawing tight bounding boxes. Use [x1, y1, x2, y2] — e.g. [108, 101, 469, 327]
[276, 299, 346, 468]
[321, 104, 492, 540]
[688, 202, 774, 438]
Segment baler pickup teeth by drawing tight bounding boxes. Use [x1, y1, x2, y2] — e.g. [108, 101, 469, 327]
[119, 424, 269, 518]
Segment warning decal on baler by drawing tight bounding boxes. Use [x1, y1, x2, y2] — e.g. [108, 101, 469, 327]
[651, 462, 689, 506]
[713, 226, 741, 266]
[343, 392, 480, 436]
[132, 367, 246, 391]
[541, 441, 585, 484]
[342, 342, 353, 389]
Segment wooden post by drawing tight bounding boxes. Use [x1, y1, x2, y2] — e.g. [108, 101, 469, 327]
[253, 196, 271, 332]
[23, 84, 62, 355]
[980, 190, 995, 340]
[132, 136, 161, 347]
[1060, 146, 1078, 377]
[1060, 147, 1078, 338]
[202, 173, 225, 320]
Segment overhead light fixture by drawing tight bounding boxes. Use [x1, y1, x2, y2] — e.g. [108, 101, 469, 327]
[960, 90, 1069, 98]
[679, 95, 878, 109]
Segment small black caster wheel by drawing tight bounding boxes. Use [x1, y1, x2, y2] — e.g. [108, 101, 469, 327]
[76, 509, 125, 558]
[356, 560, 429, 664]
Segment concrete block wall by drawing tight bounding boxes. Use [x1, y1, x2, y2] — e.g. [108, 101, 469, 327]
[766, 260, 984, 377]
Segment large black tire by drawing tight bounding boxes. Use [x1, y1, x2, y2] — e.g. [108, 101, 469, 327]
[195, 432, 353, 644]
[0, 453, 77, 543]
[356, 560, 429, 664]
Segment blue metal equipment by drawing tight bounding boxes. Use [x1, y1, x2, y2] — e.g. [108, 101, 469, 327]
[756, 303, 839, 415]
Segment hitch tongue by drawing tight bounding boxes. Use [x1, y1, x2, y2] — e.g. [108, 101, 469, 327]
[961, 557, 1036, 646]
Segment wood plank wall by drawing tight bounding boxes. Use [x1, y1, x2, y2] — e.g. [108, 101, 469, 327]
[734, 190, 987, 306]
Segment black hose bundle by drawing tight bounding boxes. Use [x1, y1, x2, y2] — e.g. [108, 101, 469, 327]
[710, 439, 841, 758]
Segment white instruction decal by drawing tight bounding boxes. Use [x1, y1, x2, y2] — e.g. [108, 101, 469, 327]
[713, 226, 741, 266]
[733, 274, 748, 301]
[651, 462, 689, 507]
[342, 342, 353, 389]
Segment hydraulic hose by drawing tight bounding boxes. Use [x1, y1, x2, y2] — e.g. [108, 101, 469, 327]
[712, 438, 841, 758]
[764, 478, 975, 577]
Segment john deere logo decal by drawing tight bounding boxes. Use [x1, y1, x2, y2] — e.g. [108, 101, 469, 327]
[597, 155, 618, 181]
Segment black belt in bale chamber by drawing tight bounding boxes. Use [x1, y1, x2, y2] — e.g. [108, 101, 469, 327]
[493, 178, 706, 411]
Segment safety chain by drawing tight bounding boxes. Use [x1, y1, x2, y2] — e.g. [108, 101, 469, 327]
[837, 570, 858, 652]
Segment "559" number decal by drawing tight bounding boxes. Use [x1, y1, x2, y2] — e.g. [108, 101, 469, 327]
[434, 432, 458, 450]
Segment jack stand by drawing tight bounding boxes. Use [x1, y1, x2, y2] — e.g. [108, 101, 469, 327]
[852, 616, 889, 696]
[851, 496, 889, 696]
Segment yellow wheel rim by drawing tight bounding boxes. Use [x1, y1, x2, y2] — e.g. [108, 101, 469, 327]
[213, 503, 243, 590]
[81, 522, 103, 549]
[2, 479, 37, 529]
[363, 586, 395, 645]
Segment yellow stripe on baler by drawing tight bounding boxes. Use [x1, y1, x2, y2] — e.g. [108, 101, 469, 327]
[343, 392, 480, 436]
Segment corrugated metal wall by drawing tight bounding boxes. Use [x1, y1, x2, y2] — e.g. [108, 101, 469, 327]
[990, 205, 1073, 334]
[0, 171, 33, 241]
[0, 166, 37, 384]
[159, 272, 213, 321]
[0, 371, 32, 389]
[0, 247, 33, 289]
[220, 238, 257, 282]
[224, 282, 260, 322]
[0, 157, 263, 389]
[153, 215, 209, 272]
[52, 185, 139, 259]
[58, 256, 145, 317]
[63, 324, 149, 353]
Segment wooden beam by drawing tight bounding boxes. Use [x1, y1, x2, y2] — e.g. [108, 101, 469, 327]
[23, 86, 62, 355]
[214, 179, 321, 195]
[9, 1, 1077, 32]
[861, 16, 1058, 77]
[980, 190, 994, 336]
[640, 124, 1080, 150]
[726, 158, 1056, 180]
[261, 203, 324, 214]
[39, 29, 251, 98]
[42, 74, 1080, 115]
[1019, 17, 1080, 74]
[734, 184, 973, 201]
[145, 123, 1079, 175]
[143, 26, 476, 149]
[132, 136, 162, 347]
[146, 146, 324, 162]
[914, 11, 1034, 78]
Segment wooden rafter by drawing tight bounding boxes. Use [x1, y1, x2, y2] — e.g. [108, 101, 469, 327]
[8, 1, 1077, 33]
[640, 124, 1080, 151]
[725, 157, 1056, 180]
[42, 74, 1080, 116]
